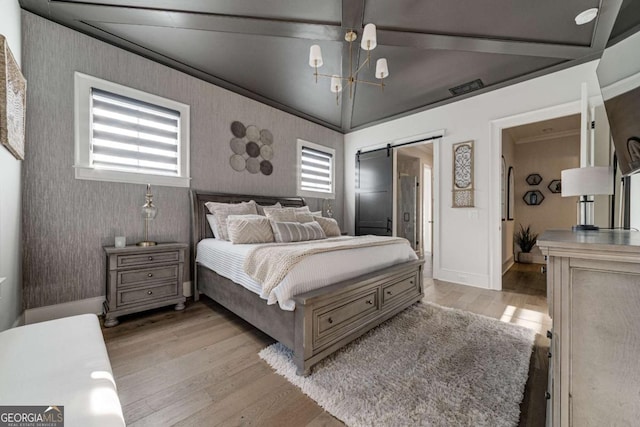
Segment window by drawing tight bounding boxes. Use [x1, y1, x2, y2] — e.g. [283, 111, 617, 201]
[74, 72, 190, 187]
[297, 139, 335, 199]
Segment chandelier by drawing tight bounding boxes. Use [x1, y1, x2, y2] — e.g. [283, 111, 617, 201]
[308, 23, 389, 104]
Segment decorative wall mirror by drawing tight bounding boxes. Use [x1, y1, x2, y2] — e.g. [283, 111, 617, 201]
[452, 140, 474, 207]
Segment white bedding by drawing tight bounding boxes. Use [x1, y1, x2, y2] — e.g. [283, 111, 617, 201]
[196, 236, 418, 310]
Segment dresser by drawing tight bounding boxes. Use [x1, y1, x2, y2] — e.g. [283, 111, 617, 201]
[538, 230, 640, 426]
[103, 243, 187, 327]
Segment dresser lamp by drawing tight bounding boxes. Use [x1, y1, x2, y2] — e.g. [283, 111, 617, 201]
[561, 166, 613, 231]
[137, 184, 158, 246]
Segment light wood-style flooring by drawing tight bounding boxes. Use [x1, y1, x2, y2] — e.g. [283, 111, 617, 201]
[102, 262, 550, 426]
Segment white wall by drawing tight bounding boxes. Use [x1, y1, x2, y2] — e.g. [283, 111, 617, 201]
[344, 60, 603, 289]
[0, 0, 23, 330]
[501, 131, 515, 271]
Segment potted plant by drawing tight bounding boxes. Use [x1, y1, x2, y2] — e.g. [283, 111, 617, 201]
[514, 224, 538, 263]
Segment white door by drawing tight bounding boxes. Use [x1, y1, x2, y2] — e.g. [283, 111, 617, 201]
[423, 165, 433, 255]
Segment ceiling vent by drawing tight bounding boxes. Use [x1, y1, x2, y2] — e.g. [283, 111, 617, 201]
[449, 79, 484, 96]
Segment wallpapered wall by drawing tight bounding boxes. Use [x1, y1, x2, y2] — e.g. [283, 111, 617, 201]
[22, 11, 344, 310]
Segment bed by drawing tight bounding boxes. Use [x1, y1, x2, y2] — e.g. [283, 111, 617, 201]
[190, 191, 424, 375]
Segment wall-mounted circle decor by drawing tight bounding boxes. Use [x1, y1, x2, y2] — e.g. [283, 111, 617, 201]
[228, 121, 274, 176]
[525, 173, 542, 185]
[548, 179, 561, 194]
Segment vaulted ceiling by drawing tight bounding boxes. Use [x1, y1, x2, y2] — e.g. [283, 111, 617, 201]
[18, 0, 640, 133]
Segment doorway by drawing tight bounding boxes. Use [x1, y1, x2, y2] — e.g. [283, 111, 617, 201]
[394, 143, 434, 269]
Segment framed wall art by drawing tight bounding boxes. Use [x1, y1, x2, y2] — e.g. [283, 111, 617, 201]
[452, 140, 474, 207]
[0, 35, 26, 160]
[507, 166, 515, 220]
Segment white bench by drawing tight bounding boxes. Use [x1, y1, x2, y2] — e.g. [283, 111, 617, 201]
[0, 314, 125, 426]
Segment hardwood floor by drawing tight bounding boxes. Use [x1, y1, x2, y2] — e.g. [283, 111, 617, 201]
[102, 263, 550, 427]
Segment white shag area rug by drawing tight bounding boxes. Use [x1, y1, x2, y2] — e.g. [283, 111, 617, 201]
[259, 302, 536, 427]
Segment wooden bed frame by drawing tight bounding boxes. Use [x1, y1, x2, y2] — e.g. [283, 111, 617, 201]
[190, 190, 424, 375]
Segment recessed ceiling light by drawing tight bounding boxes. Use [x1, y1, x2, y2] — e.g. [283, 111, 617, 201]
[575, 8, 598, 25]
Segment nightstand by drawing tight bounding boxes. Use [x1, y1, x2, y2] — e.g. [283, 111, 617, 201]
[103, 243, 187, 327]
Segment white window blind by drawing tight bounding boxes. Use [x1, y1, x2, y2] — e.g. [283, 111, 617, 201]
[90, 88, 181, 176]
[300, 145, 333, 193]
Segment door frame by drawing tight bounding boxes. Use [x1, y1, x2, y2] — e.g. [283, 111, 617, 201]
[490, 100, 581, 291]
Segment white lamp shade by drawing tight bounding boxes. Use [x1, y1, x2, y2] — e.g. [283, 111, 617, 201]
[561, 166, 613, 197]
[376, 58, 389, 79]
[330, 75, 343, 93]
[309, 45, 323, 68]
[361, 23, 377, 50]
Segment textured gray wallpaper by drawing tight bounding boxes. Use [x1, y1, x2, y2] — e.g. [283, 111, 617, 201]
[22, 12, 344, 309]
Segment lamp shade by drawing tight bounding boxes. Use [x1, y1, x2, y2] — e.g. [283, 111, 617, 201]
[375, 58, 389, 79]
[309, 45, 323, 68]
[330, 75, 343, 93]
[561, 166, 613, 197]
[361, 23, 377, 50]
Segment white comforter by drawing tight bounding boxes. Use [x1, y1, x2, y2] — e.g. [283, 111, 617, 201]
[196, 236, 418, 310]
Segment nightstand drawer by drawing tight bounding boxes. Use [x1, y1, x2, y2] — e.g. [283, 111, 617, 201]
[118, 282, 179, 306]
[119, 265, 178, 287]
[117, 250, 181, 268]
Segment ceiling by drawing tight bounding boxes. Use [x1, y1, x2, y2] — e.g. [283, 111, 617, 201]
[505, 114, 581, 144]
[19, 0, 640, 133]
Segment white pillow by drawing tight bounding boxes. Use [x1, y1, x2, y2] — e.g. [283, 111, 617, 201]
[270, 220, 326, 243]
[205, 201, 258, 240]
[227, 215, 274, 244]
[313, 216, 341, 237]
[255, 201, 282, 216]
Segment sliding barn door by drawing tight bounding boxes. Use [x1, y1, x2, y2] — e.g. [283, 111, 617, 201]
[355, 149, 393, 236]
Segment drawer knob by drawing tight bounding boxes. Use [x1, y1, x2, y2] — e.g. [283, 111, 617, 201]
[366, 300, 373, 305]
[546, 330, 553, 339]
[148, 273, 153, 277]
[386, 291, 393, 295]
[147, 290, 153, 295]
[547, 351, 552, 358]
[410, 280, 414, 284]
[327, 317, 333, 324]
[148, 256, 153, 261]
[545, 392, 551, 400]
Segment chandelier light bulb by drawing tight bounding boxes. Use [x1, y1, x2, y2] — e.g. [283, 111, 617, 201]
[376, 58, 389, 79]
[309, 45, 323, 68]
[361, 23, 377, 51]
[330, 75, 343, 93]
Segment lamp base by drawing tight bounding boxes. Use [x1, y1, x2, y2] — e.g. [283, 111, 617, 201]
[136, 241, 157, 247]
[572, 224, 599, 231]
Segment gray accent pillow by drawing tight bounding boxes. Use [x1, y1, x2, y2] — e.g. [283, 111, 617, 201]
[227, 215, 275, 244]
[255, 201, 282, 216]
[313, 216, 342, 237]
[270, 220, 326, 243]
[264, 206, 313, 223]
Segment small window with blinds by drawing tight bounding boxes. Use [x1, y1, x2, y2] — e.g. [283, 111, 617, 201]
[74, 72, 190, 187]
[297, 139, 335, 199]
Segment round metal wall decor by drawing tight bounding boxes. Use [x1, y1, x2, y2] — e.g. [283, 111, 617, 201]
[228, 121, 274, 176]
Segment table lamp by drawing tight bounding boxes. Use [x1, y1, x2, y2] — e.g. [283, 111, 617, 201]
[561, 166, 613, 231]
[137, 184, 158, 246]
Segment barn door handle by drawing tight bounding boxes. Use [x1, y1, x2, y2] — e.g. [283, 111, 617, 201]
[386, 217, 392, 233]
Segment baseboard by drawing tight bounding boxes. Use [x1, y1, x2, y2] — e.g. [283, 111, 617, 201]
[502, 256, 514, 275]
[24, 296, 105, 325]
[183, 281, 192, 297]
[11, 312, 24, 328]
[24, 282, 192, 324]
[434, 268, 490, 289]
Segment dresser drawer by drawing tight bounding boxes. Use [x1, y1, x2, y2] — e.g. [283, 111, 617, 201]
[315, 290, 379, 341]
[118, 265, 178, 287]
[382, 273, 419, 307]
[118, 282, 179, 306]
[116, 250, 181, 268]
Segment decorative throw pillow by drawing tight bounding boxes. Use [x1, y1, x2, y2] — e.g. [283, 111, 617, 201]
[270, 220, 326, 243]
[206, 214, 218, 237]
[313, 215, 342, 237]
[264, 206, 313, 223]
[255, 201, 282, 216]
[227, 215, 274, 244]
[206, 201, 258, 240]
[311, 211, 322, 216]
